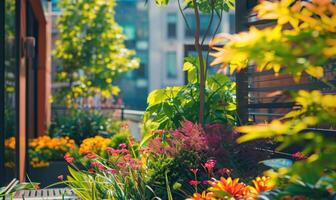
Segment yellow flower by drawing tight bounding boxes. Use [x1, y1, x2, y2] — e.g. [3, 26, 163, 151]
[79, 136, 112, 155]
[208, 177, 249, 199]
[186, 191, 216, 200]
[248, 176, 275, 197]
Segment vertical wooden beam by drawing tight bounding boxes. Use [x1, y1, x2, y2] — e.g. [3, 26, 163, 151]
[17, 0, 27, 182]
[235, 0, 249, 125]
[29, 0, 48, 136]
[0, 0, 5, 185]
[37, 22, 47, 136]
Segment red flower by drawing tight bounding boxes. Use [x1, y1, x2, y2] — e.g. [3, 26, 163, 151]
[119, 143, 127, 149]
[91, 162, 100, 168]
[292, 152, 305, 160]
[85, 153, 97, 160]
[57, 175, 64, 181]
[109, 169, 118, 174]
[189, 180, 201, 186]
[64, 154, 74, 164]
[98, 164, 105, 171]
[153, 129, 165, 135]
[88, 167, 94, 174]
[190, 168, 199, 176]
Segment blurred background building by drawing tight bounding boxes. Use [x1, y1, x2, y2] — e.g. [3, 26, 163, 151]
[49, 0, 235, 110]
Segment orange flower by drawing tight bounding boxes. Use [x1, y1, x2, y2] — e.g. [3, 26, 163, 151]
[186, 191, 215, 200]
[209, 177, 248, 198]
[248, 176, 275, 198]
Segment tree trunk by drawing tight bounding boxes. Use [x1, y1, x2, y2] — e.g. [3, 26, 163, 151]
[192, 0, 205, 126]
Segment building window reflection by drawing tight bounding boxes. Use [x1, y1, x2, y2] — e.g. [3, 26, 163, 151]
[167, 13, 177, 39]
[166, 51, 177, 79]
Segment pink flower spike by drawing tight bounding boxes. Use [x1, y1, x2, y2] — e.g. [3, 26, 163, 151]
[119, 143, 127, 149]
[190, 168, 199, 176]
[109, 169, 118, 174]
[204, 159, 216, 171]
[217, 168, 232, 176]
[189, 180, 201, 186]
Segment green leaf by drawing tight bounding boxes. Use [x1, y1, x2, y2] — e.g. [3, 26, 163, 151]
[260, 159, 293, 169]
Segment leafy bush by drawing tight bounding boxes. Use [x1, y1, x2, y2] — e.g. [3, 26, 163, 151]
[144, 57, 236, 130]
[49, 109, 121, 144]
[63, 141, 156, 200]
[211, 0, 336, 199]
[5, 136, 76, 168]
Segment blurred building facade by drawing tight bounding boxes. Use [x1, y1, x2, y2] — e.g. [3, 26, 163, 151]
[49, 0, 234, 110]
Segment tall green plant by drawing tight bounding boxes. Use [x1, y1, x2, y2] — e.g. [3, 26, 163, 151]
[149, 0, 234, 125]
[144, 57, 236, 129]
[54, 0, 139, 104]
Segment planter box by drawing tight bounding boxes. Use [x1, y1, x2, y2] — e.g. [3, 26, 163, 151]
[28, 161, 69, 187]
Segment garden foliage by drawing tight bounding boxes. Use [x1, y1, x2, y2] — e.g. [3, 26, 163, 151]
[144, 57, 236, 129]
[54, 0, 139, 104]
[49, 109, 122, 144]
[209, 0, 336, 199]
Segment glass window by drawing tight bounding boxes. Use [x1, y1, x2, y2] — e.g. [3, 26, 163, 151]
[229, 13, 235, 34]
[185, 13, 220, 38]
[166, 52, 177, 79]
[167, 13, 177, 39]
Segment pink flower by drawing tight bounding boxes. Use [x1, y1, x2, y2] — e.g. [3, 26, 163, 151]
[217, 168, 232, 176]
[202, 180, 209, 185]
[106, 147, 119, 155]
[109, 169, 118, 174]
[189, 180, 201, 186]
[117, 162, 127, 169]
[64, 154, 74, 164]
[123, 154, 132, 161]
[292, 152, 305, 160]
[119, 143, 127, 149]
[120, 123, 129, 129]
[203, 159, 216, 171]
[57, 175, 64, 181]
[190, 168, 199, 176]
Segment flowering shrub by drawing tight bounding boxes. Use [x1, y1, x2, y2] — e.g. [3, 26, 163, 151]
[5, 136, 76, 168]
[78, 135, 112, 156]
[63, 142, 155, 200]
[29, 136, 76, 167]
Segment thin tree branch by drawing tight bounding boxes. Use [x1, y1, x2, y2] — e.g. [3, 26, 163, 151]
[205, 9, 223, 79]
[178, 0, 191, 33]
[201, 0, 215, 46]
